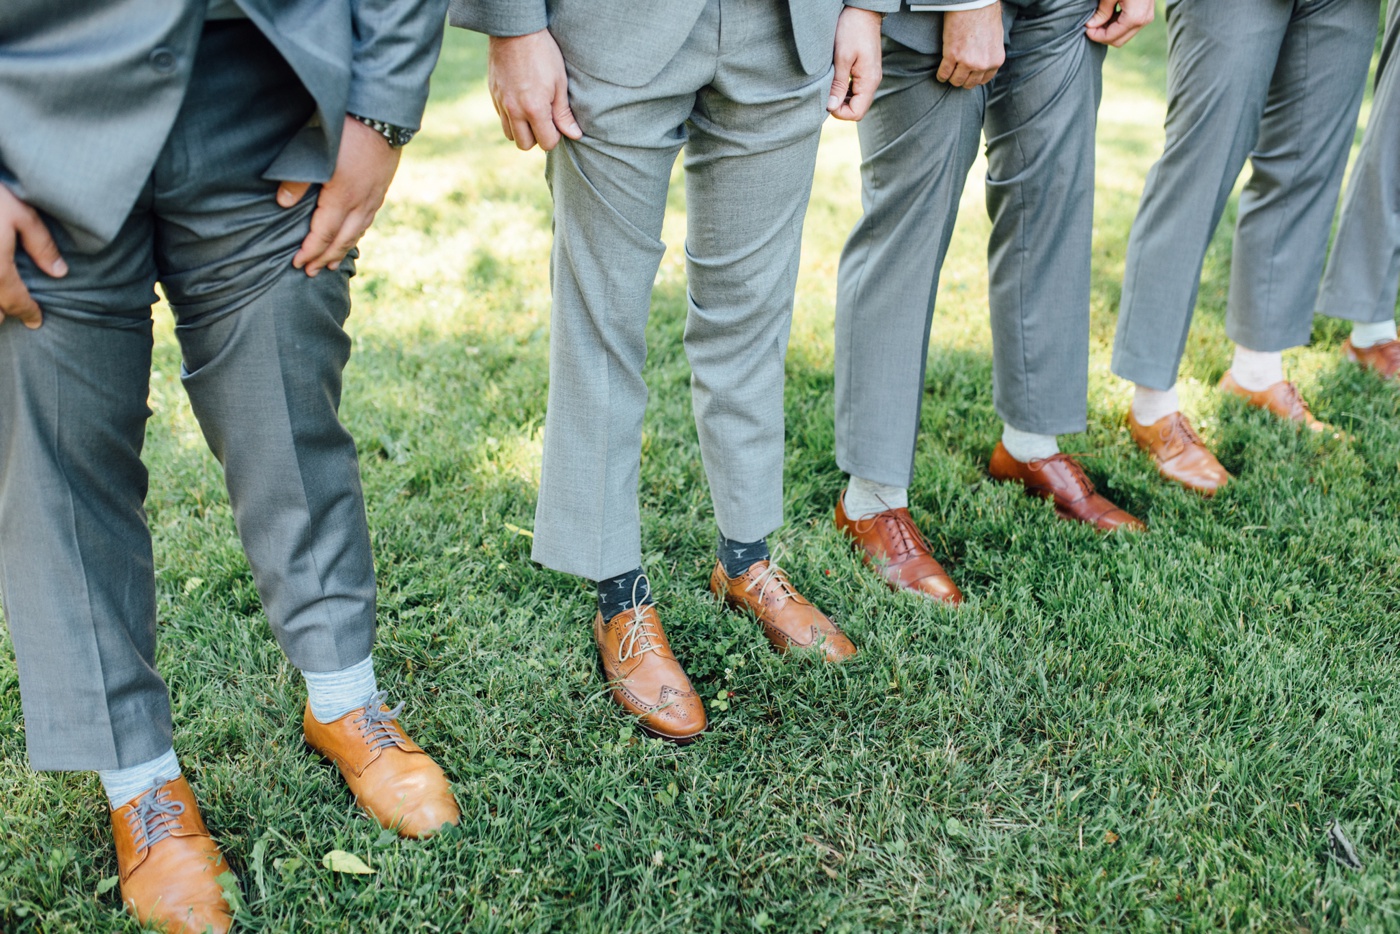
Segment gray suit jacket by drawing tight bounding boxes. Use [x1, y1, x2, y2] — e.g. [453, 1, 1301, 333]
[450, 0, 902, 87]
[0, 0, 446, 252]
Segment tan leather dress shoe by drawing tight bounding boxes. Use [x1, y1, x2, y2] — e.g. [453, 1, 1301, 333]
[710, 560, 857, 662]
[594, 604, 707, 743]
[1343, 337, 1400, 380]
[834, 494, 963, 604]
[1128, 410, 1231, 495]
[1218, 371, 1331, 433]
[988, 441, 1145, 531]
[304, 693, 461, 838]
[112, 777, 234, 934]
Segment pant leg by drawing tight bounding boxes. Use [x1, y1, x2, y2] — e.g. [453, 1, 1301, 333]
[833, 38, 985, 488]
[1113, 0, 1292, 389]
[1317, 0, 1400, 324]
[529, 9, 714, 582]
[1, 206, 169, 771]
[153, 21, 376, 671]
[683, 0, 840, 540]
[1227, 0, 1379, 351]
[983, 0, 1105, 433]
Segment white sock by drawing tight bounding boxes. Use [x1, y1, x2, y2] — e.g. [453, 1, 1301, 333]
[98, 747, 181, 810]
[1230, 344, 1286, 392]
[843, 475, 909, 520]
[1351, 320, 1399, 349]
[303, 655, 377, 724]
[1001, 424, 1060, 463]
[1131, 384, 1180, 426]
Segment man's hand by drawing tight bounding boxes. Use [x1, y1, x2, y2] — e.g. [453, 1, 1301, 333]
[829, 7, 884, 121]
[277, 116, 402, 277]
[1086, 0, 1153, 47]
[939, 2, 1005, 88]
[487, 30, 582, 151]
[0, 186, 66, 329]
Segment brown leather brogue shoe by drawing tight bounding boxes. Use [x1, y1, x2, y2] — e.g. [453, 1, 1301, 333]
[593, 604, 707, 743]
[988, 441, 1145, 532]
[834, 494, 963, 604]
[709, 560, 857, 662]
[112, 777, 234, 934]
[1218, 371, 1332, 433]
[1128, 410, 1232, 495]
[304, 692, 461, 839]
[1343, 337, 1400, 380]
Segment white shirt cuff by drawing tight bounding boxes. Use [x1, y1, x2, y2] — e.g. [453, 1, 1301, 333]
[907, 0, 999, 11]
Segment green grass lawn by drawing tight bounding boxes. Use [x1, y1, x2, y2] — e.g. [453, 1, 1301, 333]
[5, 15, 1400, 933]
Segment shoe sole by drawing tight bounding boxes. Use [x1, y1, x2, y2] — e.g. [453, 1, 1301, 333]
[636, 721, 704, 745]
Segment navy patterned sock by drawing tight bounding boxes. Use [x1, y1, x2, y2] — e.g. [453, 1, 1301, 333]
[596, 567, 654, 622]
[718, 534, 769, 578]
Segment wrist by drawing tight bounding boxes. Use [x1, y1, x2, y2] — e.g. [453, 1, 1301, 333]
[490, 29, 550, 49]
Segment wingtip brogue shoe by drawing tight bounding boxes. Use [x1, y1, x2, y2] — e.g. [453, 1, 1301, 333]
[303, 693, 461, 839]
[834, 494, 963, 604]
[111, 777, 234, 934]
[710, 559, 857, 662]
[593, 605, 708, 743]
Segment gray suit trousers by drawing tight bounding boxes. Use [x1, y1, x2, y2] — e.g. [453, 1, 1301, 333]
[836, 0, 1104, 489]
[1318, 0, 1400, 324]
[0, 23, 376, 771]
[1114, 0, 1378, 390]
[531, 0, 831, 581]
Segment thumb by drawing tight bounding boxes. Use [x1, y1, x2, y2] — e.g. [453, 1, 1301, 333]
[1086, 0, 1115, 27]
[276, 181, 312, 208]
[828, 70, 851, 112]
[554, 74, 582, 140]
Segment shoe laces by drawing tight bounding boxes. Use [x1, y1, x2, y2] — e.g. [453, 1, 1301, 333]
[744, 560, 800, 606]
[1161, 414, 1204, 450]
[1275, 382, 1313, 420]
[617, 575, 662, 663]
[125, 782, 186, 851]
[354, 689, 407, 751]
[1031, 453, 1095, 498]
[877, 508, 928, 559]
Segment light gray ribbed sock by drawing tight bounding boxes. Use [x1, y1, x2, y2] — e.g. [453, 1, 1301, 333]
[1230, 344, 1285, 391]
[98, 747, 181, 810]
[843, 475, 909, 520]
[1351, 320, 1398, 349]
[303, 655, 378, 724]
[1001, 423, 1059, 463]
[1131, 384, 1180, 426]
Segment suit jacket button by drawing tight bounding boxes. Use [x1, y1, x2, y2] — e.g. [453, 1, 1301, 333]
[148, 47, 178, 74]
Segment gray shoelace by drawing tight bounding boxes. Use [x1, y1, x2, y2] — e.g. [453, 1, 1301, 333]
[354, 690, 407, 751]
[125, 783, 186, 851]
